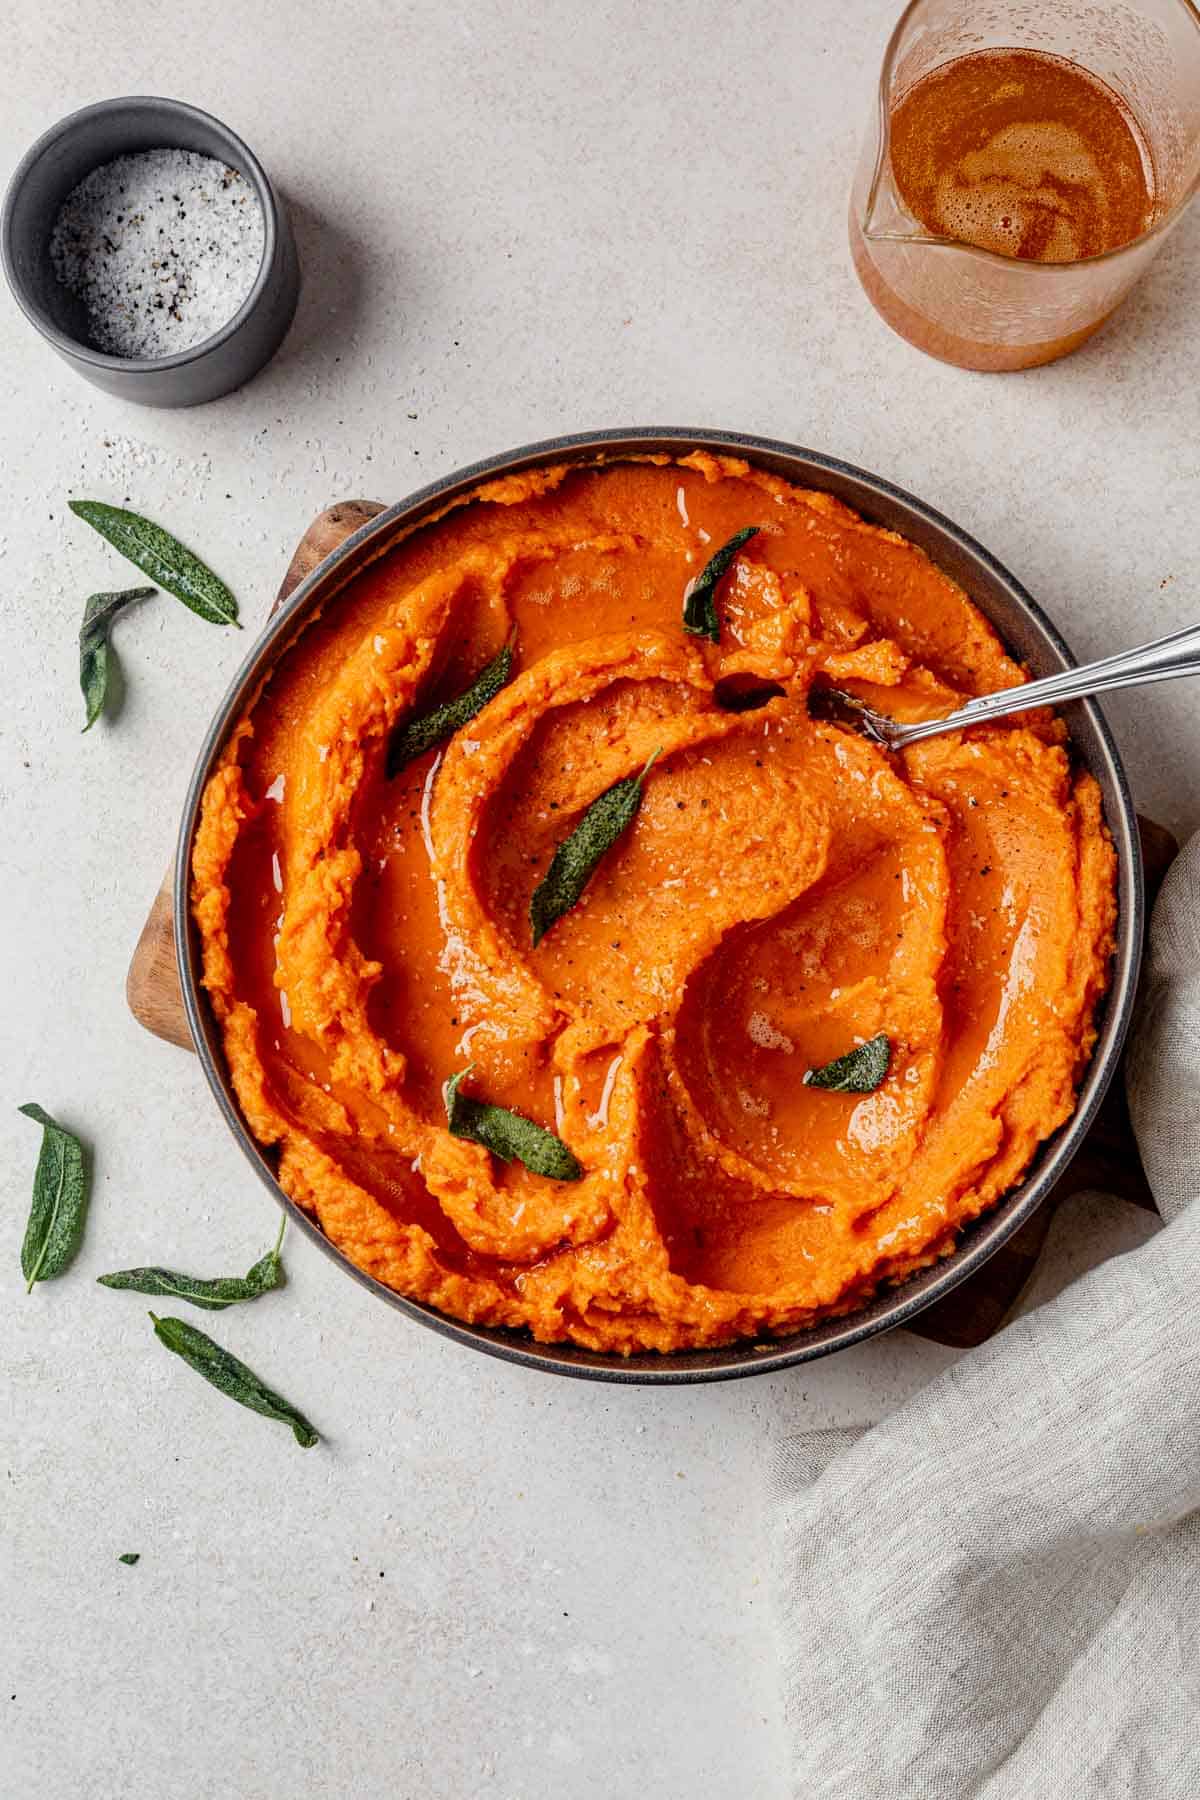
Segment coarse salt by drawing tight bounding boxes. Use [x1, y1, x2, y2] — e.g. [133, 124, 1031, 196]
[49, 149, 265, 359]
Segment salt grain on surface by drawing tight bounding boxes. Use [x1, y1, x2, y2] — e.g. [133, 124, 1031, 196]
[49, 149, 265, 359]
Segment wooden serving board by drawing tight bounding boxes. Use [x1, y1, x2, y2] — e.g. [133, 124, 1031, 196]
[127, 501, 1172, 1351]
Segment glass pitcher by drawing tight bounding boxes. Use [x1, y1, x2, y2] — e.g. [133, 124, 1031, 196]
[850, 0, 1200, 370]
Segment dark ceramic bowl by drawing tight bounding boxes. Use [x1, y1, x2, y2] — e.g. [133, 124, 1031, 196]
[2, 96, 299, 407]
[176, 429, 1143, 1382]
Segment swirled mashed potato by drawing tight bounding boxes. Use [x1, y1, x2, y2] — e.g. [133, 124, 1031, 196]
[192, 455, 1116, 1353]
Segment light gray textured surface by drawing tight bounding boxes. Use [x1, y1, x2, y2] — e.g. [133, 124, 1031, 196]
[2, 3, 1197, 1796]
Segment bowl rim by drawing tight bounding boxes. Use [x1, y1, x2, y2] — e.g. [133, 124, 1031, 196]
[1, 94, 278, 373]
[173, 427, 1144, 1384]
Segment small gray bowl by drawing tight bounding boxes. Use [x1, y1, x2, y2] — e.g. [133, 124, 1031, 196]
[2, 96, 299, 407]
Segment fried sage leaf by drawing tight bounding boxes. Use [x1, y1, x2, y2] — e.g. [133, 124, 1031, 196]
[682, 525, 760, 643]
[98, 1216, 286, 1311]
[79, 586, 156, 731]
[386, 633, 516, 777]
[530, 748, 661, 946]
[117, 1553, 140, 1566]
[803, 1033, 891, 1094]
[68, 500, 239, 628]
[149, 1313, 319, 1448]
[18, 1103, 89, 1293]
[445, 1066, 583, 1182]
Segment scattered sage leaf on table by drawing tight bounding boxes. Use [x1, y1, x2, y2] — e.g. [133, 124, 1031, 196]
[79, 587, 156, 730]
[68, 500, 240, 628]
[803, 1033, 892, 1094]
[530, 748, 662, 946]
[117, 1553, 140, 1566]
[386, 631, 516, 776]
[445, 1066, 583, 1182]
[18, 1103, 89, 1293]
[682, 526, 760, 643]
[98, 1216, 286, 1311]
[149, 1313, 319, 1448]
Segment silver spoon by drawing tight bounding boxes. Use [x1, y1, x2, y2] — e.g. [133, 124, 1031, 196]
[810, 618, 1200, 751]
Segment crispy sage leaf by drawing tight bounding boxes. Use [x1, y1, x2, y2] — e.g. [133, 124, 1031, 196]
[530, 748, 661, 946]
[386, 633, 516, 777]
[79, 587, 156, 731]
[69, 500, 239, 628]
[117, 1553, 140, 1566]
[98, 1216, 286, 1311]
[18, 1103, 89, 1293]
[149, 1313, 319, 1448]
[445, 1066, 583, 1182]
[682, 525, 760, 643]
[802, 1033, 891, 1094]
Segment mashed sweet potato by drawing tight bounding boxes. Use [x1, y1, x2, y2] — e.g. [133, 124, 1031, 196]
[192, 454, 1116, 1353]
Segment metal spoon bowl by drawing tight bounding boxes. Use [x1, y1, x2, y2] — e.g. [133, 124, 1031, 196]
[813, 618, 1200, 751]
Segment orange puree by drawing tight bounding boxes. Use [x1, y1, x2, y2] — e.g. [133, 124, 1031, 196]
[191, 454, 1117, 1353]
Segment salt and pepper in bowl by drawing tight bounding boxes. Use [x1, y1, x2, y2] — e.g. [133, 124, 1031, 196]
[2, 96, 299, 407]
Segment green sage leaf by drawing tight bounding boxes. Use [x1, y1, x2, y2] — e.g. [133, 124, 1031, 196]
[117, 1553, 140, 1566]
[530, 748, 661, 946]
[445, 1065, 583, 1181]
[79, 587, 156, 730]
[149, 1313, 319, 1448]
[18, 1103, 89, 1293]
[682, 526, 760, 643]
[387, 633, 516, 777]
[69, 500, 239, 628]
[802, 1033, 891, 1094]
[98, 1216, 286, 1311]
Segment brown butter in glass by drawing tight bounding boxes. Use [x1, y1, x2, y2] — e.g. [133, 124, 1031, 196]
[893, 49, 1154, 260]
[852, 49, 1158, 370]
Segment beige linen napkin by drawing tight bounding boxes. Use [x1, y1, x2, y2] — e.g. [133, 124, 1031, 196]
[768, 834, 1200, 1799]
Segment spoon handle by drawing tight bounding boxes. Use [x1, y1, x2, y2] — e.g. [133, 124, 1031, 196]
[895, 618, 1200, 747]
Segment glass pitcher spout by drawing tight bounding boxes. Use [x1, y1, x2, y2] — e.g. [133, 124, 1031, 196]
[860, 159, 951, 247]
